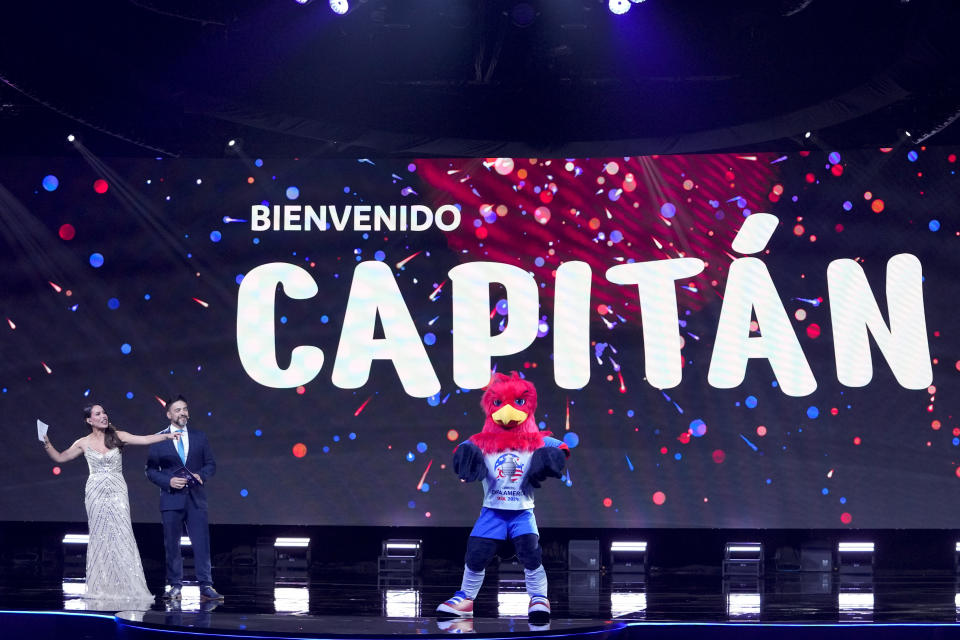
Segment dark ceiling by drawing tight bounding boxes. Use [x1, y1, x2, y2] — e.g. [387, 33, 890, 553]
[1, 0, 958, 158]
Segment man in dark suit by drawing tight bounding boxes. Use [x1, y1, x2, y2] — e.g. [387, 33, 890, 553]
[145, 395, 223, 601]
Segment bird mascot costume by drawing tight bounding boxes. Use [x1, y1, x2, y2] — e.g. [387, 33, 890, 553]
[437, 372, 569, 623]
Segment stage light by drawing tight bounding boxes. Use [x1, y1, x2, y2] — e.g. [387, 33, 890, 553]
[954, 541, 960, 572]
[497, 578, 529, 617]
[379, 539, 422, 574]
[838, 541, 874, 574]
[66, 134, 76, 143]
[62, 534, 89, 544]
[723, 542, 763, 576]
[329, 0, 349, 14]
[294, 0, 313, 5]
[726, 592, 761, 620]
[609, 0, 631, 15]
[274, 537, 310, 547]
[274, 585, 309, 613]
[180, 536, 192, 546]
[227, 139, 236, 147]
[610, 589, 646, 619]
[382, 588, 420, 617]
[838, 591, 874, 621]
[804, 131, 812, 139]
[383, 539, 421, 555]
[610, 540, 648, 573]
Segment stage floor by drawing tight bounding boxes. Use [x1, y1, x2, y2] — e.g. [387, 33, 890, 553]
[2, 568, 960, 624]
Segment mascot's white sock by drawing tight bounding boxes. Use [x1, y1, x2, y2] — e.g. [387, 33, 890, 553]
[460, 566, 485, 599]
[524, 565, 548, 598]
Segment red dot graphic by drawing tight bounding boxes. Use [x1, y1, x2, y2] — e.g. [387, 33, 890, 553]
[841, 512, 852, 524]
[93, 179, 109, 194]
[292, 443, 307, 458]
[652, 491, 666, 506]
[712, 449, 726, 464]
[602, 497, 613, 508]
[59, 224, 76, 240]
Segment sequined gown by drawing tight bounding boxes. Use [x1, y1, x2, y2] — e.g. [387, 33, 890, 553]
[83, 447, 153, 601]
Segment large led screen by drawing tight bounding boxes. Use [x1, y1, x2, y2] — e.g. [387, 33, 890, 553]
[5, 147, 958, 527]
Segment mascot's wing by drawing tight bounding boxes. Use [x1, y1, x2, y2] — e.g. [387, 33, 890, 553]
[453, 441, 486, 482]
[520, 446, 567, 496]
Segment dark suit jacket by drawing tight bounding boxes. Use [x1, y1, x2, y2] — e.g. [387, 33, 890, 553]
[145, 427, 216, 511]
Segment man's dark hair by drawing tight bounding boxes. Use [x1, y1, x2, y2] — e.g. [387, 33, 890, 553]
[166, 394, 188, 408]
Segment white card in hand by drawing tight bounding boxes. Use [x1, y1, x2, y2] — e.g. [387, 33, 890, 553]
[37, 419, 49, 442]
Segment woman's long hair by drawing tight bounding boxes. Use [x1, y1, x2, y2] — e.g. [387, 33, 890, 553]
[83, 404, 124, 451]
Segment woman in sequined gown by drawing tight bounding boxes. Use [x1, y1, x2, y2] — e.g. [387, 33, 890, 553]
[43, 403, 179, 602]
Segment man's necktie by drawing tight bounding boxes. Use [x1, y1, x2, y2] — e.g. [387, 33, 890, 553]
[175, 430, 186, 464]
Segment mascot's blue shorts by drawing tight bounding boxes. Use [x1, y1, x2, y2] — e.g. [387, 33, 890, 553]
[469, 507, 539, 540]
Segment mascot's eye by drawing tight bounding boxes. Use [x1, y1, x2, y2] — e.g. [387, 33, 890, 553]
[493, 399, 502, 406]
[515, 399, 526, 406]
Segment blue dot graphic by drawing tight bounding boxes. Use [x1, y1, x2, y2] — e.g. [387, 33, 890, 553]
[210, 230, 222, 242]
[107, 298, 120, 310]
[89, 253, 104, 268]
[236, 274, 244, 284]
[323, 446, 330, 453]
[427, 394, 440, 407]
[843, 201, 853, 211]
[286, 186, 300, 200]
[42, 175, 59, 191]
[120, 343, 132, 354]
[254, 429, 262, 437]
[407, 501, 416, 509]
[929, 220, 940, 232]
[828, 151, 841, 165]
[424, 333, 436, 346]
[907, 150, 919, 162]
[745, 395, 758, 409]
[821, 488, 829, 495]
[534, 256, 545, 267]
[406, 452, 415, 462]
[349, 432, 356, 440]
[807, 406, 820, 419]
[564, 432, 580, 448]
[333, 435, 340, 442]
[321, 315, 329, 323]
[416, 442, 427, 453]
[660, 202, 677, 218]
[375, 250, 386, 261]
[125, 392, 134, 399]
[240, 489, 248, 497]
[420, 483, 430, 492]
[674, 453, 682, 460]
[280, 316, 287, 324]
[627, 410, 634, 418]
[254, 159, 263, 167]
[689, 419, 707, 437]
[840, 497, 847, 504]
[144, 294, 151, 300]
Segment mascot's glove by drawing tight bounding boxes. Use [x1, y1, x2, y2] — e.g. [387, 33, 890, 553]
[521, 446, 567, 497]
[453, 441, 486, 482]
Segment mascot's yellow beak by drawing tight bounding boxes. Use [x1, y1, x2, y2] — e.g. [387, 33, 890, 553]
[492, 404, 528, 427]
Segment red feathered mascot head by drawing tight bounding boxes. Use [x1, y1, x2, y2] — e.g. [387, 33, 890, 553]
[470, 371, 547, 454]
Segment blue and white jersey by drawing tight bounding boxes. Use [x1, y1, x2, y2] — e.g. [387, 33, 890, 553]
[479, 437, 563, 510]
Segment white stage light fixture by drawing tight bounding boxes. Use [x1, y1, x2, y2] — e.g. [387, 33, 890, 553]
[274, 537, 310, 547]
[609, 0, 631, 15]
[330, 0, 349, 15]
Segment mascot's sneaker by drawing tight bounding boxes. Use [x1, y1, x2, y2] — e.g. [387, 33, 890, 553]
[528, 596, 551, 623]
[437, 591, 474, 618]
